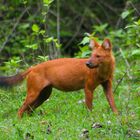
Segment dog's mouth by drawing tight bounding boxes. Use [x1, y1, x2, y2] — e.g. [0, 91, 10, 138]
[87, 64, 99, 69]
[85, 62, 99, 69]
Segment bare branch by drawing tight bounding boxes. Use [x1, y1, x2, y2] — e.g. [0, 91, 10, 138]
[64, 9, 86, 49]
[119, 48, 132, 79]
[0, 7, 30, 53]
[56, 0, 61, 57]
[116, 1, 130, 28]
[57, 0, 60, 44]
[129, 1, 140, 16]
[113, 71, 127, 94]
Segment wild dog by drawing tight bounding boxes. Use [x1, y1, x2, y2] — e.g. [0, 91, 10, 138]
[0, 38, 118, 118]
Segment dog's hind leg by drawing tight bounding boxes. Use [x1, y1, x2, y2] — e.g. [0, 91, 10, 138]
[17, 72, 51, 118]
[26, 85, 52, 115]
[17, 91, 40, 118]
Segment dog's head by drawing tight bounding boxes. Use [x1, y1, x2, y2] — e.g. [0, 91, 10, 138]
[86, 38, 114, 69]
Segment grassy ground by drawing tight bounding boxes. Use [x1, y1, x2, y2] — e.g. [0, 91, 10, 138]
[0, 59, 140, 140]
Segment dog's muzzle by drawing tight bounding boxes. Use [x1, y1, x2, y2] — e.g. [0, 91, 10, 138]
[85, 61, 98, 69]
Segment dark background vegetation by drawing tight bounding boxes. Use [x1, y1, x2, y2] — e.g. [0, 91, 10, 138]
[0, 0, 139, 82]
[0, 1, 139, 58]
[0, 0, 140, 139]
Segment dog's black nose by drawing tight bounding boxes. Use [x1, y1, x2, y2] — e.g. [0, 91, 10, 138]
[86, 61, 98, 68]
[86, 61, 92, 67]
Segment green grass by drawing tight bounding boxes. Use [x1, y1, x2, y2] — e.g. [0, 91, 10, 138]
[0, 58, 140, 139]
[0, 81, 139, 140]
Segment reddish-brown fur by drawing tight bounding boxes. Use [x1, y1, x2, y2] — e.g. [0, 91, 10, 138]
[0, 39, 118, 118]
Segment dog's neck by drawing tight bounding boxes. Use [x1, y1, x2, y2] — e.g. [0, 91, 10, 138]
[97, 62, 114, 82]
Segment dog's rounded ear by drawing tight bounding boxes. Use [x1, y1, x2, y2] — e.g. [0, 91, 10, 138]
[102, 38, 112, 50]
[89, 39, 100, 50]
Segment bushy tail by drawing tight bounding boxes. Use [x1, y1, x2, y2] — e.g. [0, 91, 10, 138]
[0, 69, 31, 88]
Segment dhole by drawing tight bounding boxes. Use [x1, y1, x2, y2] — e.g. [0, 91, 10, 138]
[0, 38, 118, 118]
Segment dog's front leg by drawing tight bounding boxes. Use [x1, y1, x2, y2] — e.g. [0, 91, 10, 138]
[84, 81, 94, 111]
[102, 79, 118, 114]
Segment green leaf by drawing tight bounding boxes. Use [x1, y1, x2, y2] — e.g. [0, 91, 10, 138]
[32, 24, 40, 33]
[138, 19, 140, 25]
[37, 55, 49, 61]
[39, 30, 45, 35]
[43, 0, 53, 6]
[121, 10, 130, 19]
[80, 37, 90, 45]
[44, 37, 53, 43]
[55, 42, 61, 48]
[79, 46, 89, 52]
[25, 44, 38, 50]
[81, 51, 91, 58]
[23, 0, 27, 4]
[131, 49, 140, 57]
[93, 23, 108, 33]
[19, 23, 30, 29]
[125, 25, 136, 29]
[136, 43, 140, 48]
[4, 57, 22, 69]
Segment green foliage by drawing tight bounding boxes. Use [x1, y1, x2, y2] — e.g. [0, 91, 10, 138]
[25, 43, 38, 50]
[44, 37, 61, 48]
[80, 36, 90, 45]
[3, 57, 22, 73]
[76, 46, 91, 58]
[43, 0, 54, 6]
[0, 0, 60, 69]
[32, 24, 40, 33]
[93, 23, 108, 34]
[37, 55, 49, 62]
[121, 10, 131, 19]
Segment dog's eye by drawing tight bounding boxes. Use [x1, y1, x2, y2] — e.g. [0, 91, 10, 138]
[96, 55, 101, 58]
